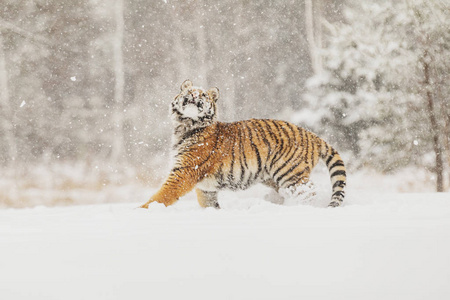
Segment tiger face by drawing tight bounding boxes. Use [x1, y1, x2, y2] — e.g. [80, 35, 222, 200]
[171, 79, 219, 122]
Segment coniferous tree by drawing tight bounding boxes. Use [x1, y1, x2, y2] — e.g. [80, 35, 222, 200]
[302, 0, 450, 190]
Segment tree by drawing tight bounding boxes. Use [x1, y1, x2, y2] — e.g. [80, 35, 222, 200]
[110, 0, 125, 164]
[302, 0, 450, 191]
[1, 0, 343, 187]
[305, 0, 323, 75]
[0, 30, 17, 166]
[410, 1, 450, 191]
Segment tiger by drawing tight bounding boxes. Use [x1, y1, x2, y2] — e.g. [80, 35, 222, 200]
[140, 80, 346, 209]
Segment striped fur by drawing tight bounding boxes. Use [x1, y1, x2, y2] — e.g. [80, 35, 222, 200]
[140, 80, 346, 209]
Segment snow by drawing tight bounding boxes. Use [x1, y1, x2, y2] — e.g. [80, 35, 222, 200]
[1, 187, 449, 300]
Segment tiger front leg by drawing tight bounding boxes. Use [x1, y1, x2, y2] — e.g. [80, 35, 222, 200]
[140, 168, 200, 208]
[196, 189, 220, 209]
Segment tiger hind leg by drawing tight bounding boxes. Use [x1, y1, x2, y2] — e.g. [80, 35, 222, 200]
[279, 179, 317, 206]
[262, 179, 285, 205]
[196, 189, 220, 209]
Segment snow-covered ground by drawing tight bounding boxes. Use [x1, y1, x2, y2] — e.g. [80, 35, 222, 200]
[1, 184, 450, 300]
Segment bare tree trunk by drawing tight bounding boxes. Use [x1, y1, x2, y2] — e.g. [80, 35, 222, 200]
[111, 0, 125, 164]
[423, 50, 444, 192]
[444, 108, 450, 189]
[195, 15, 209, 88]
[305, 0, 322, 75]
[170, 4, 190, 85]
[0, 32, 18, 166]
[438, 89, 450, 189]
[173, 33, 188, 83]
[316, 0, 323, 72]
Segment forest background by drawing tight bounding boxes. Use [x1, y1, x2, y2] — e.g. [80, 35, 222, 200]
[0, 0, 449, 207]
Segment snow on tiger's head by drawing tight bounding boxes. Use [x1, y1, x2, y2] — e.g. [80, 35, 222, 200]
[171, 79, 219, 123]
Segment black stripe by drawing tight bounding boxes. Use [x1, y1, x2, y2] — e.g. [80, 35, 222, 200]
[271, 124, 300, 178]
[238, 126, 249, 169]
[326, 150, 336, 166]
[332, 180, 346, 189]
[269, 120, 285, 159]
[176, 126, 207, 147]
[278, 121, 292, 144]
[304, 133, 310, 163]
[260, 120, 279, 170]
[309, 133, 315, 164]
[245, 123, 262, 178]
[282, 167, 309, 187]
[269, 121, 291, 168]
[198, 128, 220, 168]
[198, 114, 213, 122]
[323, 143, 329, 159]
[261, 119, 279, 145]
[273, 160, 290, 178]
[283, 121, 296, 140]
[165, 178, 177, 185]
[217, 163, 224, 185]
[276, 163, 299, 185]
[285, 123, 300, 150]
[329, 160, 345, 171]
[253, 145, 262, 179]
[254, 120, 272, 151]
[227, 134, 236, 184]
[176, 129, 220, 174]
[254, 121, 272, 173]
[246, 171, 254, 187]
[250, 122, 270, 177]
[239, 162, 246, 184]
[174, 110, 206, 126]
[172, 166, 189, 172]
[332, 191, 345, 197]
[202, 190, 217, 195]
[272, 145, 302, 179]
[331, 170, 346, 178]
[296, 128, 307, 165]
[238, 127, 247, 184]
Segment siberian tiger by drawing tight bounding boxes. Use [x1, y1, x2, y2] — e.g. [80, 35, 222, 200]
[140, 80, 346, 209]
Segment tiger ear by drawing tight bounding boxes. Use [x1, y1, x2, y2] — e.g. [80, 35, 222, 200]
[208, 87, 219, 102]
[180, 80, 192, 91]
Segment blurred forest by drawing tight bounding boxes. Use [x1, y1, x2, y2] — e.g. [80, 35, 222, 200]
[0, 0, 449, 207]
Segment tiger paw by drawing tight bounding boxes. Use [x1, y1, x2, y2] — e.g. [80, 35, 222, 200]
[139, 201, 167, 210]
[328, 200, 342, 207]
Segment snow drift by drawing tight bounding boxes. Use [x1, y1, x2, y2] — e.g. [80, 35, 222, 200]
[1, 188, 449, 300]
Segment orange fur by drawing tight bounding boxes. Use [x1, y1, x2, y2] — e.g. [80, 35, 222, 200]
[140, 81, 346, 209]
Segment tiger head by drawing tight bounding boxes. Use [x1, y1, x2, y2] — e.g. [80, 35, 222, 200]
[171, 80, 219, 124]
